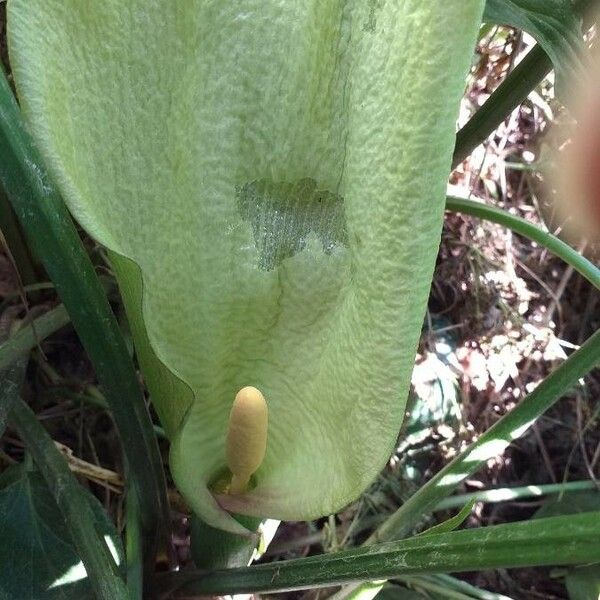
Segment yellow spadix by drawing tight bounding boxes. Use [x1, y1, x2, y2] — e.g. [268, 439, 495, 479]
[226, 387, 268, 495]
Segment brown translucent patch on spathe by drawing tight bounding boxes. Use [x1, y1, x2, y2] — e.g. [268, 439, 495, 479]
[235, 178, 348, 271]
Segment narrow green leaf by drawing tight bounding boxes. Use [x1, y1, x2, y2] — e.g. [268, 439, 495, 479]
[0, 464, 125, 600]
[341, 581, 388, 600]
[125, 486, 143, 600]
[0, 304, 70, 371]
[445, 196, 600, 291]
[566, 565, 600, 600]
[454, 0, 598, 167]
[379, 578, 506, 600]
[349, 570, 514, 600]
[156, 512, 600, 596]
[368, 328, 600, 543]
[535, 490, 600, 520]
[453, 44, 551, 167]
[437, 480, 600, 511]
[375, 582, 449, 600]
[0, 68, 169, 568]
[401, 574, 515, 600]
[418, 501, 475, 537]
[9, 398, 128, 600]
[533, 492, 600, 600]
[483, 0, 584, 94]
[377, 585, 427, 600]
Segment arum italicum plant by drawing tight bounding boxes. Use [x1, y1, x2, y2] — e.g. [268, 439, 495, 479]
[7, 1, 485, 534]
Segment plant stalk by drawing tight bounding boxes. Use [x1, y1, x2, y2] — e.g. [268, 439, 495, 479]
[156, 512, 600, 596]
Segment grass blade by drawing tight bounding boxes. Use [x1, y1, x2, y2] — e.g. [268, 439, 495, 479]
[10, 397, 128, 600]
[369, 327, 600, 543]
[0, 304, 70, 371]
[452, 44, 551, 168]
[445, 196, 600, 290]
[126, 485, 144, 600]
[156, 511, 600, 596]
[0, 68, 170, 570]
[437, 479, 600, 511]
[418, 500, 475, 537]
[453, 0, 598, 168]
[402, 574, 515, 600]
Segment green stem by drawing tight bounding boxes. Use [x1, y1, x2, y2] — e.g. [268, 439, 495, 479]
[399, 577, 506, 600]
[1, 301, 165, 441]
[10, 398, 128, 600]
[0, 304, 70, 371]
[126, 486, 144, 600]
[452, 44, 551, 168]
[445, 196, 600, 290]
[156, 512, 600, 596]
[436, 479, 600, 511]
[368, 327, 600, 543]
[452, 0, 598, 168]
[336, 567, 514, 600]
[0, 282, 56, 311]
[408, 574, 514, 600]
[0, 68, 170, 574]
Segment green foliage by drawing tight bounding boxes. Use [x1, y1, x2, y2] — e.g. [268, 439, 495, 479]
[566, 566, 600, 600]
[376, 585, 431, 600]
[0, 305, 69, 371]
[455, 0, 592, 166]
[484, 0, 585, 94]
[417, 501, 476, 537]
[535, 492, 600, 600]
[190, 514, 262, 569]
[0, 464, 124, 600]
[156, 512, 600, 596]
[535, 491, 600, 519]
[9, 399, 128, 600]
[446, 197, 600, 291]
[453, 44, 552, 167]
[0, 186, 37, 286]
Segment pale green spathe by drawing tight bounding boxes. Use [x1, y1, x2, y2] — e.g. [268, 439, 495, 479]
[8, 1, 484, 533]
